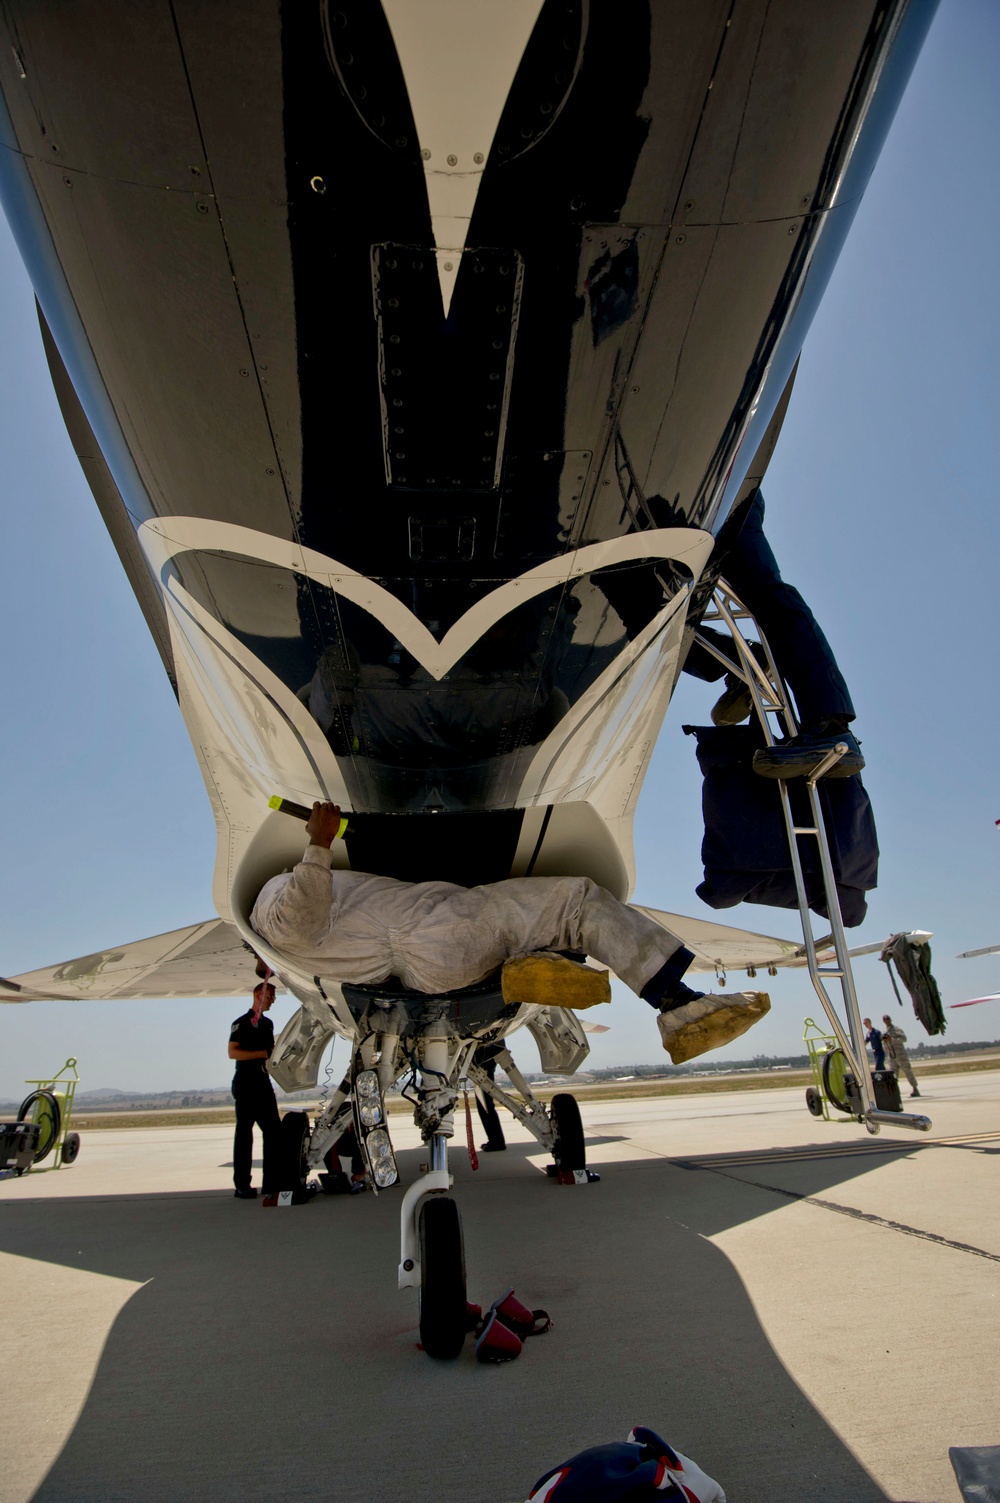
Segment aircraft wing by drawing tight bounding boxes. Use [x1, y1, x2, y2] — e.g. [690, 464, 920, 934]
[1, 909, 808, 1003]
[633, 909, 803, 975]
[0, 920, 253, 1003]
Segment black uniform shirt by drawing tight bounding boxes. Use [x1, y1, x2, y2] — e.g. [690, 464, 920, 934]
[230, 1009, 275, 1074]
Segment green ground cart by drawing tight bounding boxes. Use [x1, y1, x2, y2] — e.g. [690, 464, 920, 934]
[803, 1018, 861, 1121]
[18, 1057, 82, 1169]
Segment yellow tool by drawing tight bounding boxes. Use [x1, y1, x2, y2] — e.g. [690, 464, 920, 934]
[267, 795, 349, 839]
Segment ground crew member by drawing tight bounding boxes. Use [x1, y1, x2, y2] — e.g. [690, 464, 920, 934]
[251, 804, 771, 1066]
[863, 1016, 886, 1072]
[882, 1014, 920, 1096]
[229, 976, 280, 1198]
[472, 1043, 507, 1153]
[682, 489, 865, 780]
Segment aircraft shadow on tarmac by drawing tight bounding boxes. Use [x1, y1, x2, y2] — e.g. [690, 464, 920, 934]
[0, 1140, 913, 1503]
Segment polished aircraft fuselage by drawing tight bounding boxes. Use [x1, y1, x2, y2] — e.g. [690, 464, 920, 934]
[0, 0, 937, 945]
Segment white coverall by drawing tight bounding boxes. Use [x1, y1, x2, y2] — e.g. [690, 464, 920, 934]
[251, 845, 682, 996]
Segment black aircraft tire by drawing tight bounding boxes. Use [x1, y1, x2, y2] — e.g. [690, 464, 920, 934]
[418, 1197, 467, 1360]
[278, 1110, 311, 1191]
[550, 1092, 586, 1172]
[805, 1086, 824, 1118]
[821, 1050, 852, 1114]
[61, 1131, 81, 1165]
[18, 1090, 61, 1164]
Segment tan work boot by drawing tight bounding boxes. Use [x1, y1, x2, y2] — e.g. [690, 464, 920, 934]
[501, 952, 611, 1010]
[657, 991, 771, 1064]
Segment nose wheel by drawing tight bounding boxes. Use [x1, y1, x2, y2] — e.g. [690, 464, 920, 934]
[418, 1195, 468, 1359]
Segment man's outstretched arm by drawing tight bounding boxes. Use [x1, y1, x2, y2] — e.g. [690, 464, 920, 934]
[250, 802, 342, 954]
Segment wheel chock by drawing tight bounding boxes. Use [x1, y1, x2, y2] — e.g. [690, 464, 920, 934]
[546, 1166, 600, 1184]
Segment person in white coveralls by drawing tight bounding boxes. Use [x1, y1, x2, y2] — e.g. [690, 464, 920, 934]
[251, 803, 770, 1064]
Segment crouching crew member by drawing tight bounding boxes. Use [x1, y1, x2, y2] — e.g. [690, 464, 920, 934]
[229, 977, 280, 1199]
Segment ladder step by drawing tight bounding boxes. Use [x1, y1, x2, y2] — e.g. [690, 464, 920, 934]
[792, 826, 819, 835]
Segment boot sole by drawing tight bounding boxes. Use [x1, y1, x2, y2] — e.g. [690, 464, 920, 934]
[711, 690, 753, 726]
[663, 992, 771, 1065]
[752, 754, 865, 779]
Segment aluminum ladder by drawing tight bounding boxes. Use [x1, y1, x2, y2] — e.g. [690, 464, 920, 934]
[693, 582, 930, 1136]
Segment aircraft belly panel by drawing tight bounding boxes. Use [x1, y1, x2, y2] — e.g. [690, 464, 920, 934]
[0, 0, 940, 885]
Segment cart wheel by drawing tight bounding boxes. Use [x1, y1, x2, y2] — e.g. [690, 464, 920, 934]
[61, 1132, 81, 1165]
[805, 1086, 823, 1118]
[418, 1196, 467, 1360]
[18, 1090, 61, 1164]
[278, 1111, 311, 1191]
[550, 1092, 585, 1172]
[821, 1049, 852, 1114]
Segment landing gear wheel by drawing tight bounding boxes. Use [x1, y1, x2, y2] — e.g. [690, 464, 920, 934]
[821, 1049, 851, 1114]
[61, 1131, 81, 1165]
[18, 1090, 61, 1165]
[550, 1092, 585, 1172]
[805, 1086, 823, 1118]
[418, 1196, 467, 1360]
[278, 1111, 311, 1192]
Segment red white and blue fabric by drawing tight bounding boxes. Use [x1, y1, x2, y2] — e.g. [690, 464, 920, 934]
[525, 1427, 725, 1503]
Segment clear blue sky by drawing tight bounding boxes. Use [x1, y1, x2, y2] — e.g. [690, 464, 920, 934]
[1, 0, 997, 1098]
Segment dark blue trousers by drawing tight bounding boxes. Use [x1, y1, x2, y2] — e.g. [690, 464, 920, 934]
[473, 1048, 506, 1149]
[685, 492, 854, 727]
[232, 1069, 281, 1193]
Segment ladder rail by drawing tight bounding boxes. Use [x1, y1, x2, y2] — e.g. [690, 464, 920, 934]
[706, 583, 929, 1135]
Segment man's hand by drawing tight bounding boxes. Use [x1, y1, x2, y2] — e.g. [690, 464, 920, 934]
[305, 800, 343, 848]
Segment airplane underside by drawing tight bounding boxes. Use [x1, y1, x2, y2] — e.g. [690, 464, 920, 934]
[0, 0, 938, 1354]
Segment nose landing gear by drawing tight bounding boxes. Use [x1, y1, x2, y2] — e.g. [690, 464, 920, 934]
[399, 1038, 591, 1358]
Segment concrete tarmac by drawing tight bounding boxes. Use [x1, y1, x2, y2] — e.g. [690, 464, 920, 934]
[1, 1071, 997, 1503]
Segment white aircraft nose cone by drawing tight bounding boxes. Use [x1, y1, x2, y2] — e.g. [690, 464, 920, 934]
[381, 0, 545, 315]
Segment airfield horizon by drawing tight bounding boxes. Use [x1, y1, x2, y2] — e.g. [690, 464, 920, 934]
[34, 1045, 1000, 1133]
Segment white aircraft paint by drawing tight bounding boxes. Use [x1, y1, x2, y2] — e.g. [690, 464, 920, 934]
[138, 516, 714, 683]
[380, 0, 544, 315]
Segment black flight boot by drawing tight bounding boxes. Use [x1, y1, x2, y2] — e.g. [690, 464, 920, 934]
[710, 642, 770, 726]
[752, 716, 865, 779]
